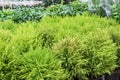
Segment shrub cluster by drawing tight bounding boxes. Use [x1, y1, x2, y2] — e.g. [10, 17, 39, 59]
[109, 27, 120, 66]
[0, 15, 119, 80]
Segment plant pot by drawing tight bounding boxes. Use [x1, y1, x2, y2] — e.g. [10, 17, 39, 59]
[105, 72, 120, 80]
[89, 76, 103, 80]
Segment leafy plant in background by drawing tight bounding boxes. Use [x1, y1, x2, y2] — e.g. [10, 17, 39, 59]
[0, 9, 12, 21]
[12, 7, 45, 23]
[88, 0, 120, 18]
[0, 0, 120, 24]
[68, 1, 88, 15]
[44, 0, 61, 6]
[46, 1, 88, 17]
[88, 0, 110, 17]
[111, 4, 120, 23]
[43, 0, 76, 6]
[45, 4, 64, 17]
[91, 0, 100, 6]
[46, 4, 76, 17]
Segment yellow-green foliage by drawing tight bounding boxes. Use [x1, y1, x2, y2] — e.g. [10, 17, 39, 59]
[36, 28, 55, 48]
[0, 15, 119, 80]
[83, 29, 117, 78]
[53, 37, 87, 80]
[0, 20, 17, 31]
[1, 48, 66, 80]
[109, 27, 120, 66]
[6, 26, 38, 55]
[38, 15, 118, 40]
[0, 29, 12, 58]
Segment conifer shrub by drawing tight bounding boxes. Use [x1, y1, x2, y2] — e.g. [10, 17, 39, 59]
[0, 51, 17, 80]
[53, 36, 88, 80]
[39, 15, 117, 36]
[36, 28, 55, 48]
[0, 29, 12, 56]
[6, 26, 38, 55]
[82, 29, 117, 78]
[0, 30, 11, 72]
[0, 29, 11, 43]
[0, 30, 14, 80]
[109, 27, 120, 66]
[0, 48, 66, 80]
[0, 20, 16, 31]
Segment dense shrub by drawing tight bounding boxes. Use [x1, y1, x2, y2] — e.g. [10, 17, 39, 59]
[109, 27, 120, 66]
[0, 48, 66, 80]
[0, 29, 12, 56]
[37, 28, 55, 48]
[0, 20, 17, 31]
[53, 37, 87, 80]
[83, 29, 117, 78]
[0, 30, 14, 80]
[6, 26, 38, 55]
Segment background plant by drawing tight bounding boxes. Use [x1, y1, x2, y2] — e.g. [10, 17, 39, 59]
[0, 9, 12, 21]
[12, 7, 45, 23]
[46, 1, 88, 17]
[111, 4, 120, 23]
[0, 1, 88, 22]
